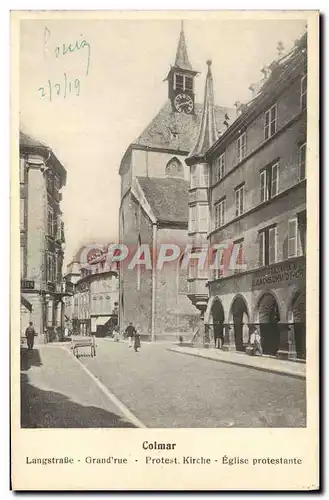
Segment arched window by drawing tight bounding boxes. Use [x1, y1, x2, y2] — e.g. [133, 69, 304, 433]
[165, 157, 184, 178]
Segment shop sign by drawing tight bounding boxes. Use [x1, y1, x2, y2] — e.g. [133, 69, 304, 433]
[252, 260, 305, 288]
[21, 280, 35, 289]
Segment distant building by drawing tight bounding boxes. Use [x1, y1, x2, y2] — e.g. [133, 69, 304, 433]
[64, 248, 119, 336]
[20, 131, 70, 340]
[119, 23, 235, 340]
[186, 32, 307, 360]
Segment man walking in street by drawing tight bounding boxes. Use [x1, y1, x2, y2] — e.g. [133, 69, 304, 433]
[25, 321, 36, 350]
[125, 322, 136, 348]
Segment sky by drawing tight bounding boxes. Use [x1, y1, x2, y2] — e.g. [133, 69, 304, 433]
[19, 14, 306, 267]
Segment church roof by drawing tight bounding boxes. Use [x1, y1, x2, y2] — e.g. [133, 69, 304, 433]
[136, 176, 189, 225]
[174, 22, 193, 71]
[132, 100, 234, 154]
[187, 60, 219, 162]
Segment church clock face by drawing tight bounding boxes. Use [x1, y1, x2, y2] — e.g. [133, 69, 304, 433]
[174, 93, 193, 114]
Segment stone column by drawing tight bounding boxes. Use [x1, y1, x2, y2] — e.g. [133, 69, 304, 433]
[194, 300, 209, 348]
[276, 323, 297, 360]
[222, 324, 236, 352]
[245, 324, 255, 356]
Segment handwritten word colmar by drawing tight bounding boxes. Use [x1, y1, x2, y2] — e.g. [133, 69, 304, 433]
[38, 73, 80, 102]
[44, 27, 91, 76]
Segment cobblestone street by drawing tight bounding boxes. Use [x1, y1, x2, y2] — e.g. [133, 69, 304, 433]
[79, 339, 306, 428]
[20, 340, 306, 428]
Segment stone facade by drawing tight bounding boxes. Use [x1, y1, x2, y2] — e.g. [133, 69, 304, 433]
[20, 132, 67, 341]
[191, 33, 308, 360]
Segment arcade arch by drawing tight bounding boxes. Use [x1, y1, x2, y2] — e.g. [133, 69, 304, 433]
[256, 292, 281, 356]
[228, 295, 250, 352]
[210, 298, 225, 349]
[288, 291, 306, 359]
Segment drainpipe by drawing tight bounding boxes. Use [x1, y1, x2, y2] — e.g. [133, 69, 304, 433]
[151, 223, 157, 342]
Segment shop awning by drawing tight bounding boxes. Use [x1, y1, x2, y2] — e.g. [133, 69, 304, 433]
[95, 316, 111, 326]
[21, 294, 33, 312]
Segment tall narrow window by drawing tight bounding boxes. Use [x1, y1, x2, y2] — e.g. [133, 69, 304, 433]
[299, 142, 306, 180]
[20, 198, 25, 230]
[20, 158, 25, 184]
[235, 184, 244, 217]
[268, 226, 277, 264]
[259, 225, 277, 266]
[215, 199, 225, 229]
[259, 231, 265, 267]
[200, 164, 209, 187]
[298, 211, 307, 255]
[56, 216, 62, 240]
[47, 206, 54, 236]
[301, 75, 307, 110]
[260, 170, 268, 203]
[185, 77, 193, 91]
[236, 132, 246, 163]
[20, 246, 25, 278]
[271, 162, 279, 196]
[232, 239, 244, 273]
[264, 104, 277, 140]
[288, 218, 298, 258]
[174, 73, 184, 91]
[260, 161, 280, 202]
[190, 205, 197, 233]
[198, 205, 208, 232]
[190, 165, 197, 188]
[46, 170, 53, 193]
[216, 153, 225, 181]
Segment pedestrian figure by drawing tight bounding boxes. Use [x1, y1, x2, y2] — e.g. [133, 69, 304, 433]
[25, 321, 36, 350]
[125, 322, 136, 348]
[250, 326, 263, 356]
[134, 331, 141, 352]
[113, 325, 120, 342]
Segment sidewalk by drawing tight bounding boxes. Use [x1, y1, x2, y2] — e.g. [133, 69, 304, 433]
[168, 345, 306, 379]
[20, 345, 138, 427]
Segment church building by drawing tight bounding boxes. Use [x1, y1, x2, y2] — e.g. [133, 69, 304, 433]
[118, 23, 234, 341]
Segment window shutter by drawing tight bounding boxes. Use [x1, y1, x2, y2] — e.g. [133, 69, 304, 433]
[271, 163, 279, 196]
[268, 227, 277, 264]
[260, 170, 267, 202]
[259, 232, 265, 266]
[235, 190, 239, 216]
[288, 219, 298, 257]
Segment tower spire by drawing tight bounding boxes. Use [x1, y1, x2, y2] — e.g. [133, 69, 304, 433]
[174, 20, 192, 71]
[187, 60, 218, 160]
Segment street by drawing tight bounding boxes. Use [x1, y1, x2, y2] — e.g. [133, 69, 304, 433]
[20, 340, 306, 428]
[80, 339, 306, 428]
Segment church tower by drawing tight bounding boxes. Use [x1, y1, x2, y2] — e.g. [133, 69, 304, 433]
[118, 23, 233, 341]
[165, 21, 199, 114]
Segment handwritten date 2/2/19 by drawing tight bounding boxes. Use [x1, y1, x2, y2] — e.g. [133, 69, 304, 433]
[38, 73, 80, 102]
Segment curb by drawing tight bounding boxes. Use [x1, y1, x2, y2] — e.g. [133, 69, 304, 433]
[59, 346, 147, 428]
[168, 348, 306, 380]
